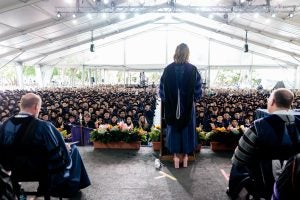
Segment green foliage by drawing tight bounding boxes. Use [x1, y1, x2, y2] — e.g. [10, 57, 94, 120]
[1, 67, 17, 85]
[64, 68, 75, 76]
[149, 127, 160, 142]
[215, 69, 242, 87]
[90, 126, 144, 143]
[52, 67, 59, 76]
[148, 72, 161, 83]
[205, 127, 243, 144]
[116, 71, 124, 83]
[76, 70, 82, 80]
[22, 66, 36, 76]
[196, 128, 206, 144]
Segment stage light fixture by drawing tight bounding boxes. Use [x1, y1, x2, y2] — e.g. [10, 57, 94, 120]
[244, 43, 248, 53]
[90, 30, 95, 52]
[90, 44, 95, 52]
[244, 30, 249, 53]
[56, 12, 61, 18]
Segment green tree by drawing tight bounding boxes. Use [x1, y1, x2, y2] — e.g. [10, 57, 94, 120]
[214, 68, 241, 87]
[2, 67, 17, 85]
[22, 66, 35, 76]
[148, 72, 161, 83]
[116, 71, 124, 83]
[52, 67, 59, 76]
[76, 69, 82, 80]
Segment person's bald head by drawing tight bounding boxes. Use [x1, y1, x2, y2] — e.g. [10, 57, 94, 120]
[20, 93, 42, 117]
[267, 88, 294, 113]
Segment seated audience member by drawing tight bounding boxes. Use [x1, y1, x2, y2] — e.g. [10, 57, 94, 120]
[91, 113, 97, 122]
[227, 119, 239, 130]
[206, 115, 217, 132]
[138, 115, 150, 132]
[54, 115, 64, 129]
[118, 110, 126, 122]
[144, 104, 154, 127]
[110, 115, 118, 126]
[244, 118, 251, 128]
[228, 88, 300, 200]
[233, 112, 244, 125]
[215, 115, 224, 128]
[0, 93, 91, 197]
[64, 115, 78, 134]
[223, 112, 231, 128]
[196, 111, 205, 128]
[103, 110, 111, 124]
[95, 117, 103, 128]
[82, 112, 95, 129]
[41, 112, 51, 122]
[50, 111, 58, 124]
[124, 115, 134, 130]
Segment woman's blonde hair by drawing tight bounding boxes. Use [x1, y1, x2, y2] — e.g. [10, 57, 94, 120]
[173, 43, 190, 64]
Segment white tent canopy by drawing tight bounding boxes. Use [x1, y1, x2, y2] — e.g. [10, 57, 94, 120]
[0, 0, 299, 88]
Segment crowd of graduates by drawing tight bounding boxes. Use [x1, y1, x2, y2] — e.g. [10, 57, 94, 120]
[195, 89, 300, 132]
[0, 86, 156, 135]
[1, 87, 300, 136]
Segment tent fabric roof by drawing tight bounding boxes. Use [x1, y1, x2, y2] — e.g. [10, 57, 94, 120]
[0, 0, 299, 69]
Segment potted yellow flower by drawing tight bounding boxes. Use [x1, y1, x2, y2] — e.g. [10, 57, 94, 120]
[149, 126, 161, 151]
[206, 126, 242, 152]
[196, 127, 206, 152]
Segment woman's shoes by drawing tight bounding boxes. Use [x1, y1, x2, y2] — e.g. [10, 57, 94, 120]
[183, 155, 188, 168]
[173, 156, 180, 168]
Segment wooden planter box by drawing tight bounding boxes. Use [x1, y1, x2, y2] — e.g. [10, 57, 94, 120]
[93, 141, 141, 150]
[210, 141, 237, 152]
[152, 141, 161, 151]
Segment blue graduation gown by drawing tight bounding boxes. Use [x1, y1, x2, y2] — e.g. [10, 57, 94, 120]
[159, 62, 202, 154]
[0, 115, 90, 197]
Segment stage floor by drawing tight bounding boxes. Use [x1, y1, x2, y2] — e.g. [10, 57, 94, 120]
[23, 146, 233, 200]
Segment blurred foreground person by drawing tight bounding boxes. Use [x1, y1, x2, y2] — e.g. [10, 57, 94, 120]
[228, 88, 300, 199]
[0, 93, 91, 198]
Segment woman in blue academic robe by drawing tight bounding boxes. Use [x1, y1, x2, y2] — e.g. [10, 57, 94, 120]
[159, 43, 202, 168]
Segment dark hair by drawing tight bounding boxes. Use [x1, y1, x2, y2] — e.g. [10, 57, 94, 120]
[273, 89, 294, 109]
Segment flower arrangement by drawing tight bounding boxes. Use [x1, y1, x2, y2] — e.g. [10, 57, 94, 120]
[206, 126, 244, 144]
[196, 127, 207, 144]
[149, 126, 160, 142]
[90, 123, 147, 144]
[57, 128, 70, 140]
